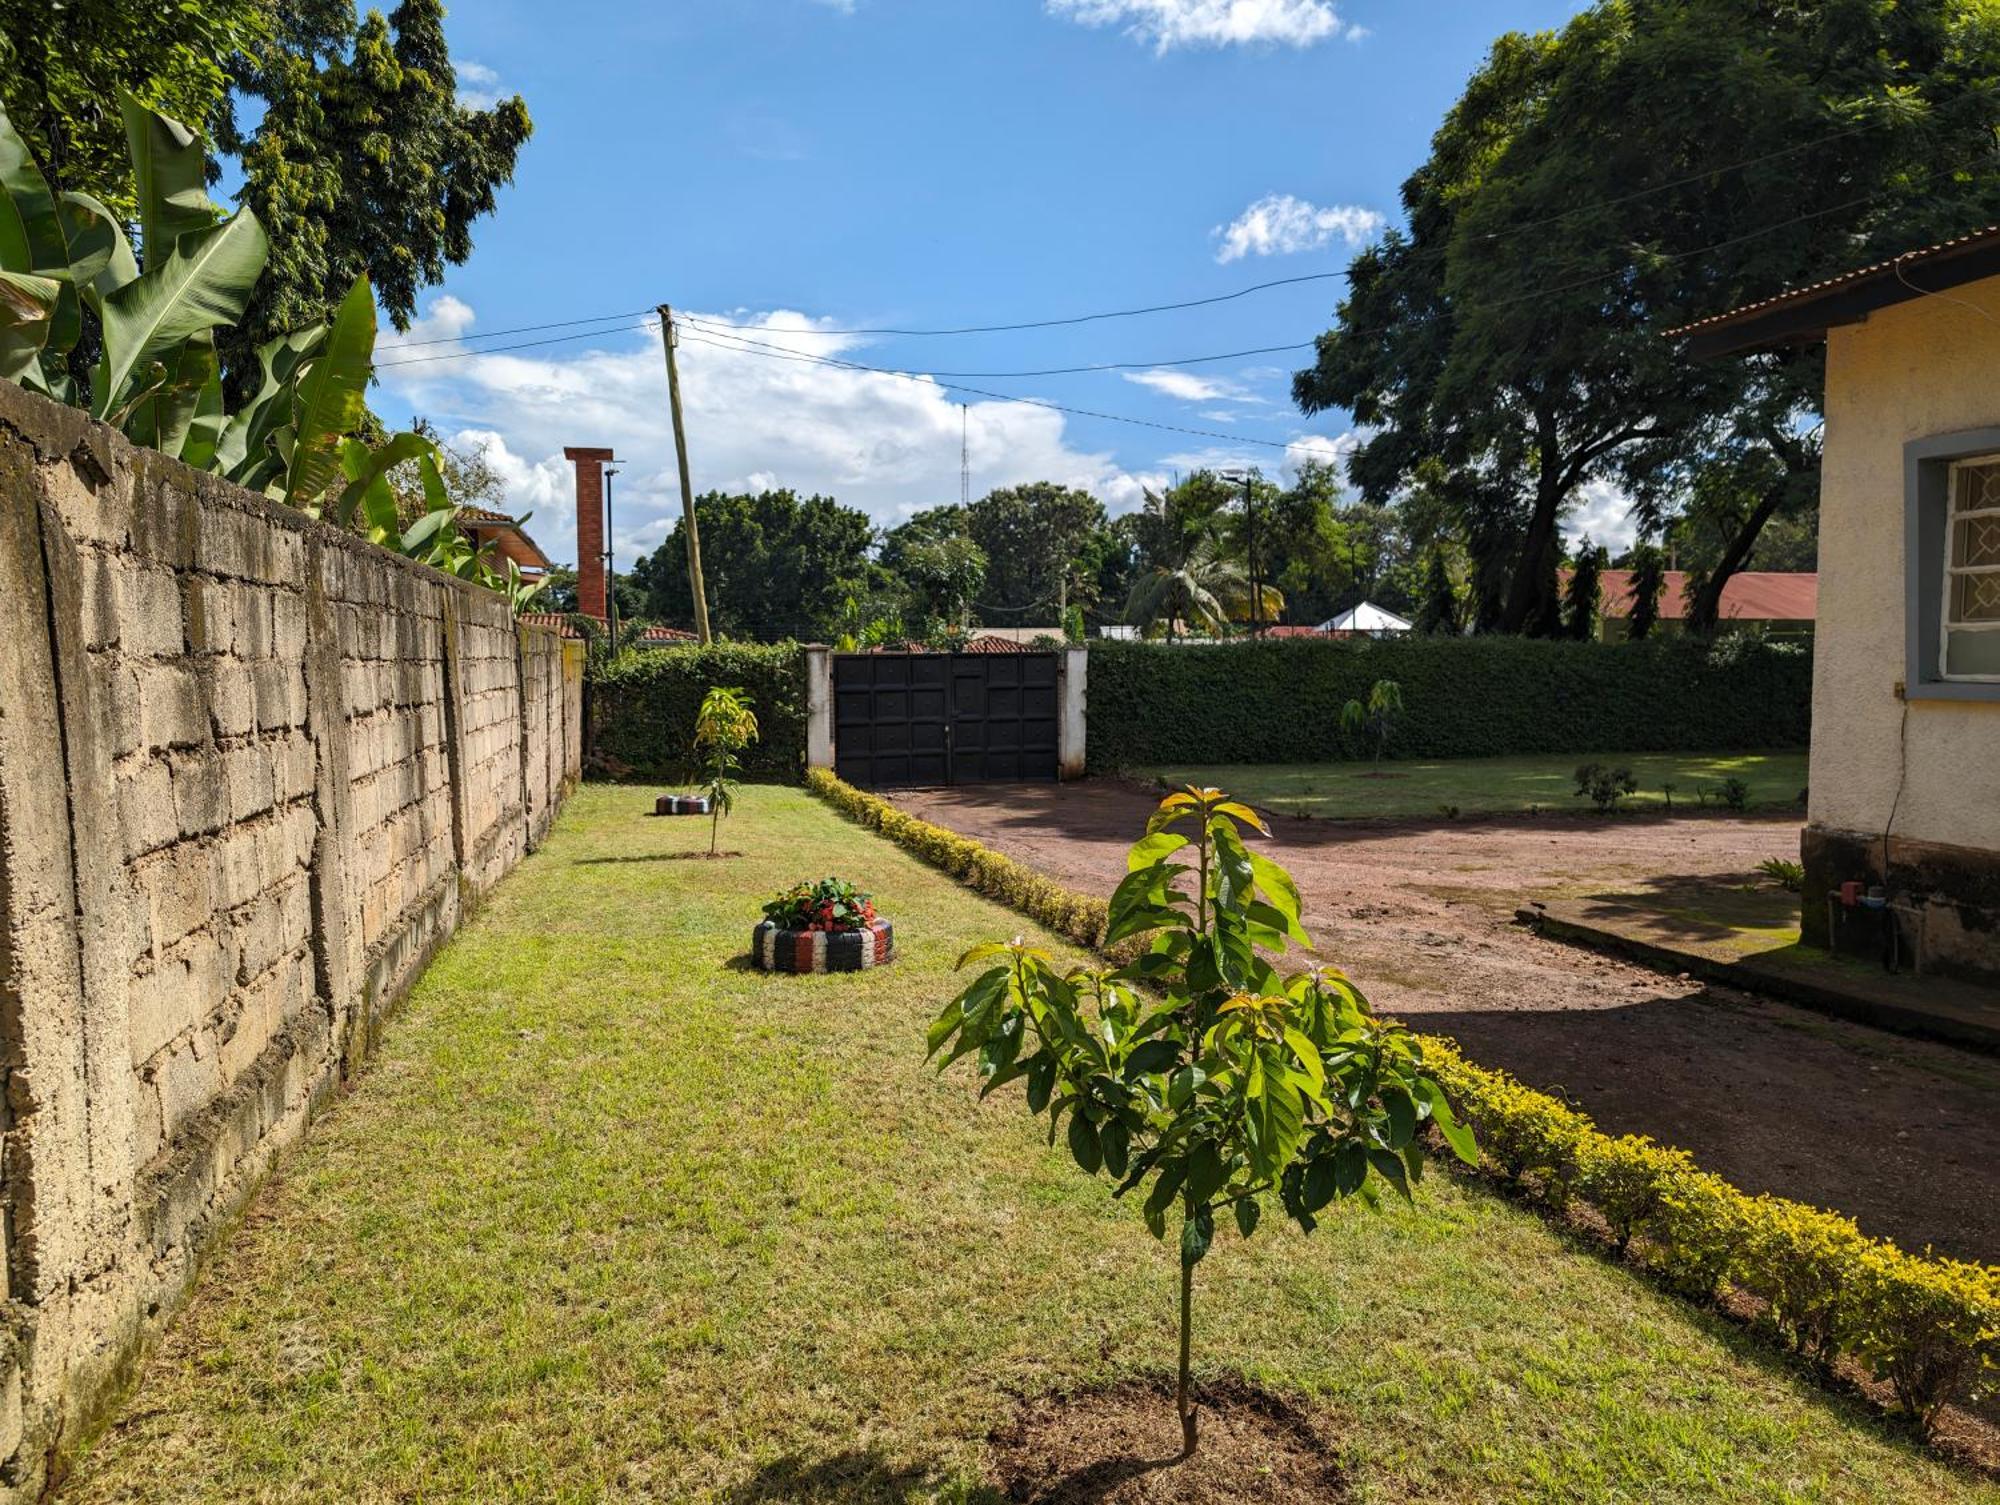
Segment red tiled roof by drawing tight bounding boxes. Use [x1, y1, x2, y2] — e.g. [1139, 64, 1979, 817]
[1576, 570, 1817, 622]
[1255, 624, 1329, 638]
[637, 624, 697, 643]
[962, 634, 1032, 653]
[519, 611, 584, 639]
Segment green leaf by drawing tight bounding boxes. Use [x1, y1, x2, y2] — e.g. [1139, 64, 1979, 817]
[1302, 1152, 1340, 1214]
[399, 505, 455, 556]
[1100, 1118, 1131, 1179]
[1417, 1078, 1478, 1166]
[216, 325, 325, 483]
[1248, 851, 1304, 926]
[1121, 1038, 1179, 1081]
[1185, 1140, 1226, 1205]
[332, 431, 432, 529]
[0, 270, 59, 380]
[957, 940, 1013, 969]
[0, 104, 81, 357]
[1180, 1204, 1215, 1267]
[1025, 1053, 1057, 1113]
[1334, 1139, 1368, 1196]
[56, 191, 131, 308]
[282, 276, 377, 508]
[1166, 1065, 1206, 1109]
[1381, 1086, 1418, 1150]
[1367, 1146, 1413, 1203]
[94, 210, 268, 420]
[179, 363, 225, 472]
[1067, 1111, 1102, 1175]
[1245, 1066, 1305, 1182]
[1125, 829, 1189, 871]
[1144, 1160, 1187, 1231]
[120, 94, 219, 265]
[1234, 1196, 1262, 1238]
[121, 331, 217, 457]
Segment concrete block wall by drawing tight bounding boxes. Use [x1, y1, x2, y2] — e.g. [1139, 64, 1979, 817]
[0, 381, 584, 1498]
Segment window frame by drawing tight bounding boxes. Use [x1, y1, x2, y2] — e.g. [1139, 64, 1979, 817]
[1904, 430, 2000, 702]
[1941, 454, 2000, 682]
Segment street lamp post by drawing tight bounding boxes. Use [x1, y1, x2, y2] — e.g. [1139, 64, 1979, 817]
[1221, 469, 1261, 634]
[605, 466, 621, 656]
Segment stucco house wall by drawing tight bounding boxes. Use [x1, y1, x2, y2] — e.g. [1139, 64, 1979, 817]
[1804, 274, 2000, 979]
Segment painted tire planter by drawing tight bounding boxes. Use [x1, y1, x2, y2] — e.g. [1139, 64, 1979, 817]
[752, 919, 896, 973]
[655, 793, 711, 816]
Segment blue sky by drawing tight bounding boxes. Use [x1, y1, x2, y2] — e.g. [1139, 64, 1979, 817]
[371, 0, 1613, 571]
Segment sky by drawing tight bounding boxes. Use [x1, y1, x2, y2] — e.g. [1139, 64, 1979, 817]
[368, 0, 1628, 574]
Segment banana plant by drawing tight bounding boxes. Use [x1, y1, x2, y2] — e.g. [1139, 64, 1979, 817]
[0, 94, 540, 613]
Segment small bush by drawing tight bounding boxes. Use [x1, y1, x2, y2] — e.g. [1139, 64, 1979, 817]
[1719, 775, 1751, 812]
[1574, 763, 1638, 813]
[1757, 857, 1805, 892]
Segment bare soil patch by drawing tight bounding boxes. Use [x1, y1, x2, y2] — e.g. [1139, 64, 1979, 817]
[890, 781, 2000, 1262]
[990, 1378, 1345, 1504]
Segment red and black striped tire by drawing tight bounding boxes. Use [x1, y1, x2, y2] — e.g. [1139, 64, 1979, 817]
[655, 794, 712, 816]
[751, 919, 895, 973]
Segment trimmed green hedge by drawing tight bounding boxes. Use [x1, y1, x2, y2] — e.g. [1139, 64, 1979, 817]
[1085, 635, 1812, 770]
[589, 644, 806, 779]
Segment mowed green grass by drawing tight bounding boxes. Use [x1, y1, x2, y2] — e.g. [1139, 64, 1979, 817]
[66, 786, 1987, 1504]
[1145, 750, 1811, 820]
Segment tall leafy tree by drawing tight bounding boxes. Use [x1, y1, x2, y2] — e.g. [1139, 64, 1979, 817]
[219, 0, 532, 381]
[0, 1, 266, 216]
[1295, 0, 2000, 635]
[964, 482, 1106, 624]
[631, 489, 876, 641]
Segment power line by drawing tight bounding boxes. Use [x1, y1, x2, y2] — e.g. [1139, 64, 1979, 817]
[679, 325, 1312, 379]
[375, 319, 660, 368]
[671, 330, 1326, 453]
[376, 307, 654, 351]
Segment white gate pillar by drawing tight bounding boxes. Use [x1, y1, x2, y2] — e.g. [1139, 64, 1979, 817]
[1057, 647, 1087, 780]
[804, 644, 833, 771]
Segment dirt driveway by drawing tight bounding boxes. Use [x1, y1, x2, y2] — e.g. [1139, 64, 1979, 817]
[890, 780, 2000, 1263]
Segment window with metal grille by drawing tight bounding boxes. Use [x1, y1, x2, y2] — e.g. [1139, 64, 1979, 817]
[1944, 456, 2000, 681]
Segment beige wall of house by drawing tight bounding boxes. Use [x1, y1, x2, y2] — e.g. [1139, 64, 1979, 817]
[1814, 277, 2000, 849]
[1806, 273, 2000, 978]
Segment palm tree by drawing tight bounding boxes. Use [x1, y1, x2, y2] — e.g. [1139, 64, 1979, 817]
[1122, 487, 1283, 641]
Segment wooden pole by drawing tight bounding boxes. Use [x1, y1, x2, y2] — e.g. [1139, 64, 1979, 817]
[658, 304, 713, 644]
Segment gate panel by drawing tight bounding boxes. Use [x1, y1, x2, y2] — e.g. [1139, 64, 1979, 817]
[833, 653, 949, 788]
[833, 651, 1057, 788]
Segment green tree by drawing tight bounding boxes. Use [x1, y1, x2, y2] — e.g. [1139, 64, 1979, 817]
[219, 0, 532, 382]
[632, 489, 876, 641]
[964, 482, 1105, 624]
[0, 1, 266, 217]
[1294, 0, 2000, 636]
[1563, 540, 1606, 640]
[928, 787, 1473, 1456]
[1624, 541, 1668, 640]
[895, 534, 987, 630]
[1122, 477, 1279, 641]
[692, 687, 757, 858]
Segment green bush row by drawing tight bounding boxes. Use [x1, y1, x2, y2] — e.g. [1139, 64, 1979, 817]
[590, 644, 807, 779]
[1085, 635, 1812, 769]
[805, 769, 1997, 1435]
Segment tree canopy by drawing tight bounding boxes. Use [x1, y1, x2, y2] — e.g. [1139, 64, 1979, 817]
[1295, 0, 2000, 634]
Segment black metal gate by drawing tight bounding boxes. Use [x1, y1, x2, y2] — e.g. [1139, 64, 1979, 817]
[833, 652, 1059, 788]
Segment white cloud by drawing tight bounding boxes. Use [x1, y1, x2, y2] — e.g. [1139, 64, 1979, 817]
[375, 303, 1165, 565]
[1047, 0, 1360, 51]
[1121, 368, 1266, 404]
[1213, 194, 1383, 263]
[1564, 478, 1639, 555]
[455, 60, 503, 110]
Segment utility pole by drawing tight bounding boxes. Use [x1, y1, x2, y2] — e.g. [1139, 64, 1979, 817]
[1243, 469, 1261, 633]
[657, 304, 713, 645]
[604, 466, 621, 656]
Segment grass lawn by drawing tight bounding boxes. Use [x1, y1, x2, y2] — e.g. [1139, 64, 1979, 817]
[1142, 750, 1810, 821]
[66, 786, 1989, 1504]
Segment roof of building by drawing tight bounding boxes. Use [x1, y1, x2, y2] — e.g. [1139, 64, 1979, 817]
[1667, 224, 2000, 358]
[518, 611, 584, 639]
[1317, 601, 1414, 633]
[458, 506, 554, 573]
[1573, 569, 1818, 622]
[1255, 624, 1330, 639]
[961, 634, 1033, 653]
[635, 624, 698, 643]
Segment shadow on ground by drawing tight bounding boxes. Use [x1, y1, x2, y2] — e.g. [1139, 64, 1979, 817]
[725, 1449, 1002, 1504]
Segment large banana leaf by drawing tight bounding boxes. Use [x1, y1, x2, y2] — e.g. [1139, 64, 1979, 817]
[281, 276, 376, 510]
[180, 364, 226, 472]
[120, 94, 218, 267]
[331, 429, 432, 529]
[0, 102, 79, 361]
[0, 269, 59, 380]
[56, 191, 134, 307]
[215, 324, 325, 482]
[93, 209, 268, 420]
[123, 332, 218, 459]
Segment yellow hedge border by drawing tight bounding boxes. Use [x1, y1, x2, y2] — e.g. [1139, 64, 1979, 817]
[806, 769, 2000, 1436]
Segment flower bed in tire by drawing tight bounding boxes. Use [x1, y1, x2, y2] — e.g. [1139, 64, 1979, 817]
[753, 877, 895, 973]
[751, 917, 895, 973]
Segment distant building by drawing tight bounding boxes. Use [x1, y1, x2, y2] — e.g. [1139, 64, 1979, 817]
[1570, 569, 1818, 641]
[459, 506, 553, 582]
[1673, 223, 2000, 983]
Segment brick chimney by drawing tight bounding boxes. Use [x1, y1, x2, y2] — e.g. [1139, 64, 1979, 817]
[563, 447, 615, 618]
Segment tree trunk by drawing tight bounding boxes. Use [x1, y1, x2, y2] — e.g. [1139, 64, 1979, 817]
[1177, 1249, 1198, 1458]
[1500, 425, 1567, 635]
[1686, 481, 1786, 634]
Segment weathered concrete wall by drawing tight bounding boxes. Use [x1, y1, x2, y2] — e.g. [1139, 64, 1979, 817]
[1808, 274, 2000, 979]
[0, 381, 584, 1497]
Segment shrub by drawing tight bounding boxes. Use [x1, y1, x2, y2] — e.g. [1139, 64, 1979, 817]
[1573, 763, 1637, 813]
[591, 644, 805, 779]
[1758, 857, 1805, 892]
[1719, 775, 1751, 812]
[1084, 635, 1810, 770]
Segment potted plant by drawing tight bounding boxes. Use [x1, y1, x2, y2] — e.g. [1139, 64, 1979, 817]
[753, 877, 895, 973]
